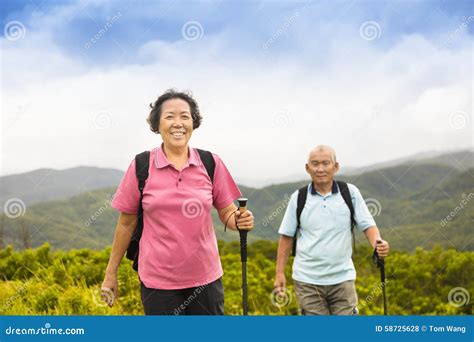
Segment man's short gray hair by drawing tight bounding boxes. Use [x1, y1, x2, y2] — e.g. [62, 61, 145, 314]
[308, 145, 337, 163]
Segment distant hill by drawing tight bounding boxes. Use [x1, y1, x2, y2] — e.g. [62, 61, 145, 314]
[234, 149, 473, 187]
[1, 160, 472, 252]
[341, 149, 473, 176]
[0, 166, 124, 207]
[2, 150, 470, 205]
[0, 186, 264, 250]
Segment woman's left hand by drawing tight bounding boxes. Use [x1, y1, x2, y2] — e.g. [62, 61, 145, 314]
[235, 210, 254, 231]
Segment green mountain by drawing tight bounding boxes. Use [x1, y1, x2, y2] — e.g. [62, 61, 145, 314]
[341, 149, 473, 176]
[2, 150, 470, 208]
[1, 159, 472, 252]
[0, 166, 124, 208]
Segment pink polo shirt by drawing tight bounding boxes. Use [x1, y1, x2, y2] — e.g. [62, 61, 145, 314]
[111, 145, 241, 290]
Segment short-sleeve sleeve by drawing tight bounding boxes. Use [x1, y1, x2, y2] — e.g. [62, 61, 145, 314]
[211, 154, 242, 210]
[348, 183, 376, 232]
[111, 158, 140, 214]
[278, 190, 299, 237]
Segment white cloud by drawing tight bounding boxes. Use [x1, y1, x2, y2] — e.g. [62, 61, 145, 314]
[1, 11, 472, 186]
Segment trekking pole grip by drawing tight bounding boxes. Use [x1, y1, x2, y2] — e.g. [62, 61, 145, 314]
[237, 198, 248, 262]
[375, 239, 384, 262]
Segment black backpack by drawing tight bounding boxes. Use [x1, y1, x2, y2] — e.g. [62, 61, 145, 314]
[292, 180, 356, 256]
[125, 148, 216, 271]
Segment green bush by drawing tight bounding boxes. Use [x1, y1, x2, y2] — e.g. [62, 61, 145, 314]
[0, 241, 471, 315]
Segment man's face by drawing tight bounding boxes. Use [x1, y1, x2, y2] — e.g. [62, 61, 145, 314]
[305, 149, 339, 186]
[159, 98, 194, 149]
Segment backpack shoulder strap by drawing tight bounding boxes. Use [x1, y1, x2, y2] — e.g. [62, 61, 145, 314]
[336, 181, 355, 227]
[196, 148, 216, 183]
[126, 151, 150, 271]
[292, 185, 308, 256]
[135, 151, 150, 192]
[336, 180, 356, 249]
[296, 186, 308, 229]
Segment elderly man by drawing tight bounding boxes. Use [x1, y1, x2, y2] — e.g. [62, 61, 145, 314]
[274, 145, 389, 315]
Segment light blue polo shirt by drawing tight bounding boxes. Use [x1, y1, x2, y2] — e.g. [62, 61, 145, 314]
[278, 181, 376, 286]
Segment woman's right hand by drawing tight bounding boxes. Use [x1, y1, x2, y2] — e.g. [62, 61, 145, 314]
[101, 273, 118, 307]
[100, 213, 138, 308]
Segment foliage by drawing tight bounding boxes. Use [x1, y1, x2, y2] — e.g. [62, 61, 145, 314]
[0, 241, 472, 315]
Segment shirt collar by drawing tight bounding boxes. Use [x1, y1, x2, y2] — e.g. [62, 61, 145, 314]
[154, 144, 201, 169]
[310, 181, 339, 195]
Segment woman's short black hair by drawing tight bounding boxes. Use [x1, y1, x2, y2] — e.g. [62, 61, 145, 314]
[146, 89, 202, 134]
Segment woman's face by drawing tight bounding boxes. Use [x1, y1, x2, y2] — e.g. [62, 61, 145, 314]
[159, 98, 194, 150]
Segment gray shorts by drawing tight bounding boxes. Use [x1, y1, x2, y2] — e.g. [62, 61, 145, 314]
[293, 279, 359, 315]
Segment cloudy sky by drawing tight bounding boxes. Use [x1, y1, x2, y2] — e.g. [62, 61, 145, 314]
[1, 0, 472, 185]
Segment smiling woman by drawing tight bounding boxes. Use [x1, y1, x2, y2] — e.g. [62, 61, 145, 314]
[146, 90, 202, 169]
[101, 89, 254, 316]
[146, 89, 202, 135]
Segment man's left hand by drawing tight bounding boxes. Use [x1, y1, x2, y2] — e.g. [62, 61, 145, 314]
[376, 239, 390, 258]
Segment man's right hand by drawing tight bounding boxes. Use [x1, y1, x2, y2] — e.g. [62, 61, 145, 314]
[101, 273, 118, 307]
[274, 272, 287, 294]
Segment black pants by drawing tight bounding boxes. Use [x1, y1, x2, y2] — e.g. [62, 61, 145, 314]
[140, 278, 224, 315]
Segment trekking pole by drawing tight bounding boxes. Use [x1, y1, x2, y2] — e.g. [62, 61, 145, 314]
[237, 198, 249, 315]
[372, 239, 387, 315]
